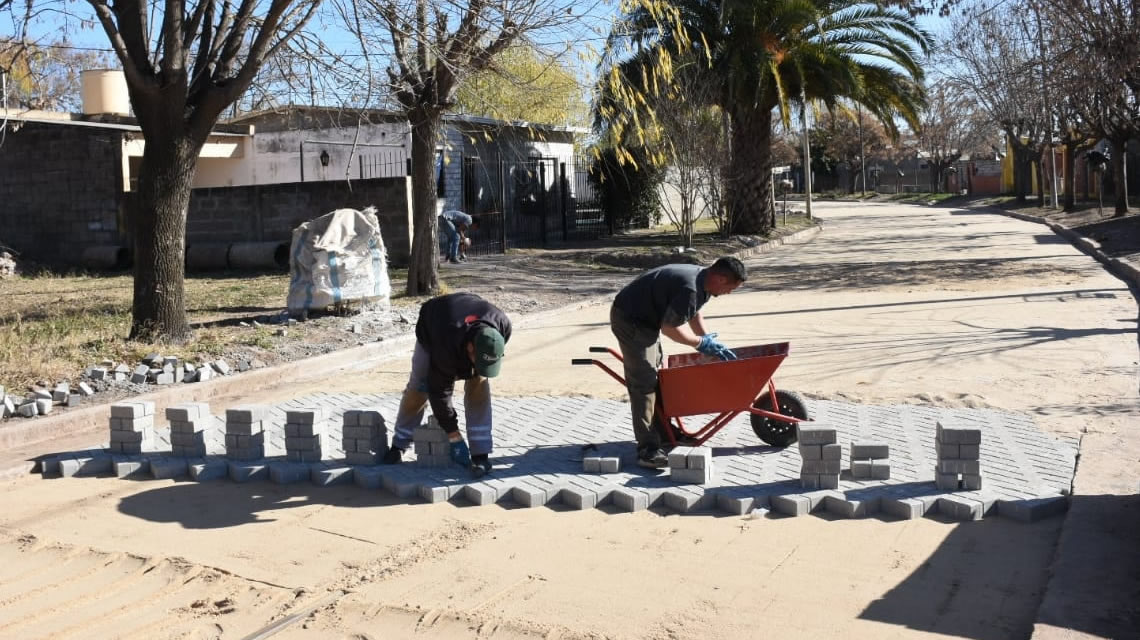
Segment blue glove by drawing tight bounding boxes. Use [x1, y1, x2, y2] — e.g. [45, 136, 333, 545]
[696, 333, 738, 361]
[449, 438, 472, 467]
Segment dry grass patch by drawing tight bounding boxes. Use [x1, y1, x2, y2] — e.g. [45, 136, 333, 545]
[0, 271, 290, 392]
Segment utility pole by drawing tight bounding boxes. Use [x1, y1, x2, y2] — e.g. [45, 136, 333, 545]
[1030, 1, 1059, 208]
[801, 98, 813, 219]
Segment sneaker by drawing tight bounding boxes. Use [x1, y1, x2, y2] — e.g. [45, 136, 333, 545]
[458, 255, 467, 262]
[447, 257, 460, 264]
[381, 447, 404, 465]
[470, 454, 492, 476]
[636, 447, 668, 469]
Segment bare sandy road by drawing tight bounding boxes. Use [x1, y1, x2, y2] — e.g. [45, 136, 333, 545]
[0, 201, 1135, 640]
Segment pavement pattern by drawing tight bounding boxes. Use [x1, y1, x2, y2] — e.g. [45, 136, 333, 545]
[39, 392, 1079, 523]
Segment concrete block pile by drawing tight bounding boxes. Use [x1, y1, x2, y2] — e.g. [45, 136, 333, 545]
[583, 456, 621, 473]
[166, 402, 221, 457]
[668, 446, 714, 484]
[414, 416, 451, 467]
[2, 380, 92, 419]
[225, 404, 268, 461]
[342, 408, 388, 465]
[283, 407, 327, 463]
[108, 401, 156, 454]
[936, 420, 983, 491]
[797, 424, 841, 489]
[850, 442, 891, 480]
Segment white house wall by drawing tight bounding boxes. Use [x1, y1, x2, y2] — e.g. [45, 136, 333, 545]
[249, 123, 410, 185]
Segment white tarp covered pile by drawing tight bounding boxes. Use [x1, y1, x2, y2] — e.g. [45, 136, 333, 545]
[287, 207, 391, 313]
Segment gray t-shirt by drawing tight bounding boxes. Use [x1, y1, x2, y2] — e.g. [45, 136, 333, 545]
[612, 264, 709, 331]
[440, 210, 473, 227]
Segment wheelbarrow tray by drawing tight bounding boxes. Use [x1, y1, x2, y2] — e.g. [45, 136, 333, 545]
[658, 342, 789, 417]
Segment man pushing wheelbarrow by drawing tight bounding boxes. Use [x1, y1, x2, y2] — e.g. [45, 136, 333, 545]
[606, 257, 747, 468]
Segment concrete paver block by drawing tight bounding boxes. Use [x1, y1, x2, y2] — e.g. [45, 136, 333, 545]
[671, 466, 714, 484]
[801, 460, 841, 474]
[870, 461, 891, 480]
[797, 444, 822, 460]
[962, 473, 983, 490]
[936, 472, 960, 491]
[582, 456, 600, 473]
[598, 457, 621, 473]
[189, 458, 227, 481]
[114, 457, 150, 478]
[818, 473, 839, 489]
[825, 494, 880, 518]
[462, 484, 499, 506]
[226, 404, 269, 423]
[285, 408, 327, 425]
[228, 461, 269, 483]
[353, 465, 384, 489]
[311, 464, 353, 486]
[821, 444, 842, 461]
[997, 494, 1068, 522]
[800, 473, 821, 489]
[506, 484, 545, 508]
[938, 460, 980, 475]
[560, 486, 598, 510]
[610, 487, 649, 512]
[771, 494, 812, 517]
[166, 403, 210, 422]
[851, 442, 889, 459]
[663, 490, 711, 513]
[796, 424, 837, 445]
[111, 401, 155, 418]
[958, 444, 980, 460]
[851, 460, 873, 478]
[686, 448, 712, 469]
[667, 447, 692, 469]
[269, 461, 311, 484]
[150, 456, 189, 480]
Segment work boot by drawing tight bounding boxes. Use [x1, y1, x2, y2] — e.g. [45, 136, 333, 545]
[636, 446, 668, 469]
[381, 447, 404, 465]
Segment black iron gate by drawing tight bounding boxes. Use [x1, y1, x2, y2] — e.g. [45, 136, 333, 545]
[461, 156, 608, 255]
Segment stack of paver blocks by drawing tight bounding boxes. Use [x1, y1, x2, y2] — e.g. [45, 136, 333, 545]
[284, 407, 328, 463]
[936, 420, 982, 490]
[342, 409, 388, 465]
[850, 442, 891, 480]
[167, 402, 220, 457]
[225, 404, 268, 461]
[667, 446, 714, 484]
[108, 401, 156, 453]
[797, 424, 841, 489]
[583, 455, 621, 473]
[414, 416, 452, 467]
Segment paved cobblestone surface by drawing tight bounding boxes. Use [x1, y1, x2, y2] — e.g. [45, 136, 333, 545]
[43, 393, 1079, 522]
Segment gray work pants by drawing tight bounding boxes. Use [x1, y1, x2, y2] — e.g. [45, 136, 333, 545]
[610, 305, 663, 450]
[390, 342, 494, 455]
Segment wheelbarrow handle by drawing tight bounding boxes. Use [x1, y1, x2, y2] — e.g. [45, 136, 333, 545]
[588, 346, 610, 353]
[571, 359, 595, 365]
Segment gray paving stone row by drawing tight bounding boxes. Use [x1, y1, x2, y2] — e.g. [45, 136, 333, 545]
[42, 393, 1078, 523]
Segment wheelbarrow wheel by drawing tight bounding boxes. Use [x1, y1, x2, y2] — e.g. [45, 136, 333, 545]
[751, 390, 810, 447]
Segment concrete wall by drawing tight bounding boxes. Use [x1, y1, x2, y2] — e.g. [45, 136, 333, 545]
[185, 177, 415, 265]
[0, 121, 125, 263]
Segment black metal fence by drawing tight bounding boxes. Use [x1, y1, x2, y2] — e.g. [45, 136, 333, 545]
[461, 156, 608, 256]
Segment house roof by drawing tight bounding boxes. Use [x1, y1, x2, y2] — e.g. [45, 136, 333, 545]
[227, 104, 587, 134]
[0, 108, 251, 136]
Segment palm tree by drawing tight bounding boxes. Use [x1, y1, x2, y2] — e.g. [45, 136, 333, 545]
[598, 0, 930, 234]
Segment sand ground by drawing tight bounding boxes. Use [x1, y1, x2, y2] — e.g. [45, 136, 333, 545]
[1, 201, 1136, 640]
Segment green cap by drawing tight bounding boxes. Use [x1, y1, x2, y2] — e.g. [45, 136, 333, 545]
[472, 326, 506, 378]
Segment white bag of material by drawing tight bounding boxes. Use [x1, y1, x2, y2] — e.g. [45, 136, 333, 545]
[287, 207, 391, 313]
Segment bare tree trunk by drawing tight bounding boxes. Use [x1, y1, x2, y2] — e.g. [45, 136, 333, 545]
[406, 108, 442, 295]
[727, 106, 774, 235]
[1110, 137, 1129, 216]
[1063, 143, 1076, 211]
[129, 133, 198, 342]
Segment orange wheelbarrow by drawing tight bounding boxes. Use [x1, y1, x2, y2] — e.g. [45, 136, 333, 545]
[572, 342, 810, 448]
